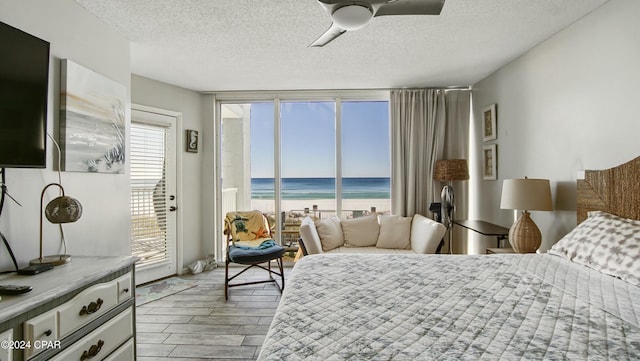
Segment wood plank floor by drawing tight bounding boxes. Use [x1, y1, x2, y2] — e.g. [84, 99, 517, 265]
[136, 265, 291, 360]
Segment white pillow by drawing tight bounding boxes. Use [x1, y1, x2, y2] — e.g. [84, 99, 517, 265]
[548, 211, 640, 286]
[341, 214, 379, 247]
[315, 216, 344, 251]
[376, 215, 412, 249]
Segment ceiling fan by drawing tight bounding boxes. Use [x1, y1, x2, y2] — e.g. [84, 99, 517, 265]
[310, 0, 446, 47]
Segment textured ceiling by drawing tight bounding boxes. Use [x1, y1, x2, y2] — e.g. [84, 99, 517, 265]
[75, 0, 609, 92]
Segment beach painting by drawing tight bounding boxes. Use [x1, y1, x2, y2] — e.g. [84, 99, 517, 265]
[60, 59, 126, 173]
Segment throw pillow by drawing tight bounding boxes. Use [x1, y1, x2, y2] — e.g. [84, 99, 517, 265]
[376, 215, 412, 249]
[548, 211, 640, 286]
[315, 216, 344, 251]
[341, 214, 380, 247]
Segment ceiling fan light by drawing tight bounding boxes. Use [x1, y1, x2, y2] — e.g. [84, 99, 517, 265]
[332, 4, 373, 31]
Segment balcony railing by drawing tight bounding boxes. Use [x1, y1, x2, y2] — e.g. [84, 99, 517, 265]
[278, 207, 386, 245]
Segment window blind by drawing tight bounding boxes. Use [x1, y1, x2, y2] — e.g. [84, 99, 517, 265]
[130, 123, 169, 266]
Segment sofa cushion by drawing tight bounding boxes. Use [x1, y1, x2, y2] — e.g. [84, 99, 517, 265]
[342, 214, 380, 247]
[410, 214, 447, 254]
[376, 215, 412, 249]
[315, 216, 344, 251]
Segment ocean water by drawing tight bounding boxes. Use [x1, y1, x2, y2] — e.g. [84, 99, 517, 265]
[251, 177, 390, 199]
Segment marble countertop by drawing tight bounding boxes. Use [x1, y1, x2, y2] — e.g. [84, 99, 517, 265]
[0, 256, 137, 324]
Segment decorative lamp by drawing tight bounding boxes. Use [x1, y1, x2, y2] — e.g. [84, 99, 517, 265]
[30, 183, 83, 266]
[433, 159, 469, 253]
[500, 178, 552, 253]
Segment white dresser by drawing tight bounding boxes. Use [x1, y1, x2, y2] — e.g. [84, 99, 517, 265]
[0, 256, 137, 361]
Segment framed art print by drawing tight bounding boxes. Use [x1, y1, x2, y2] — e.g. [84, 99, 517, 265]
[186, 129, 198, 153]
[482, 104, 497, 142]
[60, 59, 126, 173]
[483, 144, 497, 180]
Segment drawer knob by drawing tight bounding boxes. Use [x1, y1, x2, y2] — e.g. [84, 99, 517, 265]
[44, 329, 52, 337]
[80, 339, 104, 360]
[122, 288, 129, 293]
[79, 298, 104, 316]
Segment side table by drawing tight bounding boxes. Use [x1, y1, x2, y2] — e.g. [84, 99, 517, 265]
[454, 220, 510, 248]
[486, 247, 515, 254]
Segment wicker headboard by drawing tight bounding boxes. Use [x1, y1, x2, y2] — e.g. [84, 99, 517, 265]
[576, 156, 640, 224]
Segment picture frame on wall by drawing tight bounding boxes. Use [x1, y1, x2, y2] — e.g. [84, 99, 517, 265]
[60, 59, 126, 173]
[482, 144, 497, 180]
[482, 103, 497, 142]
[186, 129, 198, 153]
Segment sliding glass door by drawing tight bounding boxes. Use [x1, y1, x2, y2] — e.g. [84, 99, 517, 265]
[280, 101, 336, 245]
[216, 93, 389, 260]
[341, 101, 391, 217]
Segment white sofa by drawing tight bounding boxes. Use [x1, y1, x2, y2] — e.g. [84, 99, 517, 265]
[299, 213, 446, 255]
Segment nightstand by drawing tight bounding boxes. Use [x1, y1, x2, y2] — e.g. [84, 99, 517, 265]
[486, 247, 515, 254]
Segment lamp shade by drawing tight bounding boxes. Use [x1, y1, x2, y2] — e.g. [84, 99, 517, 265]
[433, 159, 469, 181]
[500, 178, 552, 211]
[45, 195, 83, 223]
[30, 182, 83, 267]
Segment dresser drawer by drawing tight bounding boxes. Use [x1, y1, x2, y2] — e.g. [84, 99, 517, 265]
[0, 329, 13, 361]
[49, 307, 133, 361]
[23, 312, 58, 359]
[103, 338, 134, 361]
[57, 279, 119, 338]
[115, 273, 132, 302]
[23, 270, 133, 359]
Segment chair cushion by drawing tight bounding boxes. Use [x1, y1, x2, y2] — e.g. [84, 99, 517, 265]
[228, 244, 285, 265]
[225, 211, 271, 244]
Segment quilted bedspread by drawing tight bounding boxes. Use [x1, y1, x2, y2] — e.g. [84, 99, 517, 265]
[258, 254, 640, 360]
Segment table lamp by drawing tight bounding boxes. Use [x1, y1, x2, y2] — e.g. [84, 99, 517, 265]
[433, 159, 469, 253]
[30, 183, 83, 267]
[500, 177, 552, 253]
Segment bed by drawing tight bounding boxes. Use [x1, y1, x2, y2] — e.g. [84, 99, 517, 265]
[258, 157, 640, 360]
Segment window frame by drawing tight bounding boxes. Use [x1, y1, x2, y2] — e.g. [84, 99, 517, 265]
[213, 91, 390, 260]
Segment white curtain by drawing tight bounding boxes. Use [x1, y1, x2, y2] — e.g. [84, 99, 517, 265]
[390, 89, 470, 219]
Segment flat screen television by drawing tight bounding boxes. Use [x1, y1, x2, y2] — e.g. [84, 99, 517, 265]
[0, 21, 50, 168]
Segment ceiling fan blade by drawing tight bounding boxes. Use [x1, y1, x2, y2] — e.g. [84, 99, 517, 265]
[374, 0, 445, 17]
[309, 23, 347, 47]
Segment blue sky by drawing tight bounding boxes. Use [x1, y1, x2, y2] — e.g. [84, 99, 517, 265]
[250, 101, 390, 178]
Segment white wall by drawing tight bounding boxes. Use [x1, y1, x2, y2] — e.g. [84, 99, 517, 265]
[471, 0, 640, 251]
[0, 0, 131, 270]
[131, 74, 206, 269]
